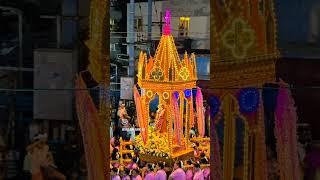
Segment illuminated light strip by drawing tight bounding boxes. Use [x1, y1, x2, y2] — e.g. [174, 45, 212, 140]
[134, 9, 202, 158]
[173, 93, 182, 145]
[220, 94, 238, 180]
[179, 91, 184, 144]
[185, 99, 190, 147]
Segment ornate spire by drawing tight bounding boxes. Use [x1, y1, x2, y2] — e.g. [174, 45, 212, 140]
[137, 8, 197, 88]
[163, 9, 171, 35]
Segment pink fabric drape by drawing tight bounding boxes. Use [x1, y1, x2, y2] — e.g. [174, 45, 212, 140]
[172, 94, 182, 145]
[275, 81, 300, 180]
[196, 87, 205, 137]
[190, 95, 195, 128]
[133, 87, 147, 144]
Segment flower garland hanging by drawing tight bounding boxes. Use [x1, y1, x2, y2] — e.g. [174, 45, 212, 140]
[275, 81, 300, 180]
[196, 87, 205, 137]
[238, 88, 260, 113]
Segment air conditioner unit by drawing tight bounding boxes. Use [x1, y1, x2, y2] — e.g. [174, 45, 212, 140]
[33, 49, 77, 121]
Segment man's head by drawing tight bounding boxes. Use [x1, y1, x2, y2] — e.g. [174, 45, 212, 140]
[174, 160, 183, 170]
[131, 168, 139, 176]
[111, 167, 118, 176]
[156, 161, 165, 170]
[194, 162, 201, 171]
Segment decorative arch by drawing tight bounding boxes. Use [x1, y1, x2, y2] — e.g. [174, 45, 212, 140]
[215, 94, 249, 180]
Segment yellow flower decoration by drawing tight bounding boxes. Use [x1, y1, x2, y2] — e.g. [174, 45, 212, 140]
[146, 90, 153, 98]
[163, 92, 169, 99]
[179, 67, 190, 81]
[150, 67, 164, 81]
[222, 18, 255, 59]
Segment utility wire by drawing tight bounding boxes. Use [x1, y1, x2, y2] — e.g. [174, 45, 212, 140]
[0, 86, 319, 92]
[110, 36, 209, 39]
[110, 31, 210, 34]
[138, 0, 142, 17]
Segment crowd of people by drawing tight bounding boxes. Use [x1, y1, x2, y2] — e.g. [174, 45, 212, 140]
[110, 134, 210, 180]
[111, 102, 136, 140]
[110, 101, 211, 179]
[22, 134, 66, 180]
[111, 160, 209, 180]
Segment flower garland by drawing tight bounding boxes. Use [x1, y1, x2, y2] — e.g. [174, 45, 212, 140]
[196, 87, 205, 137]
[275, 82, 300, 180]
[133, 86, 147, 144]
[172, 94, 182, 145]
[286, 91, 300, 180]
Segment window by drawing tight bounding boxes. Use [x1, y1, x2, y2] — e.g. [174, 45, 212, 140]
[62, 0, 78, 16]
[110, 19, 115, 25]
[179, 17, 190, 37]
[110, 19, 116, 31]
[111, 43, 116, 51]
[135, 17, 143, 32]
[110, 64, 117, 83]
[62, 20, 77, 48]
